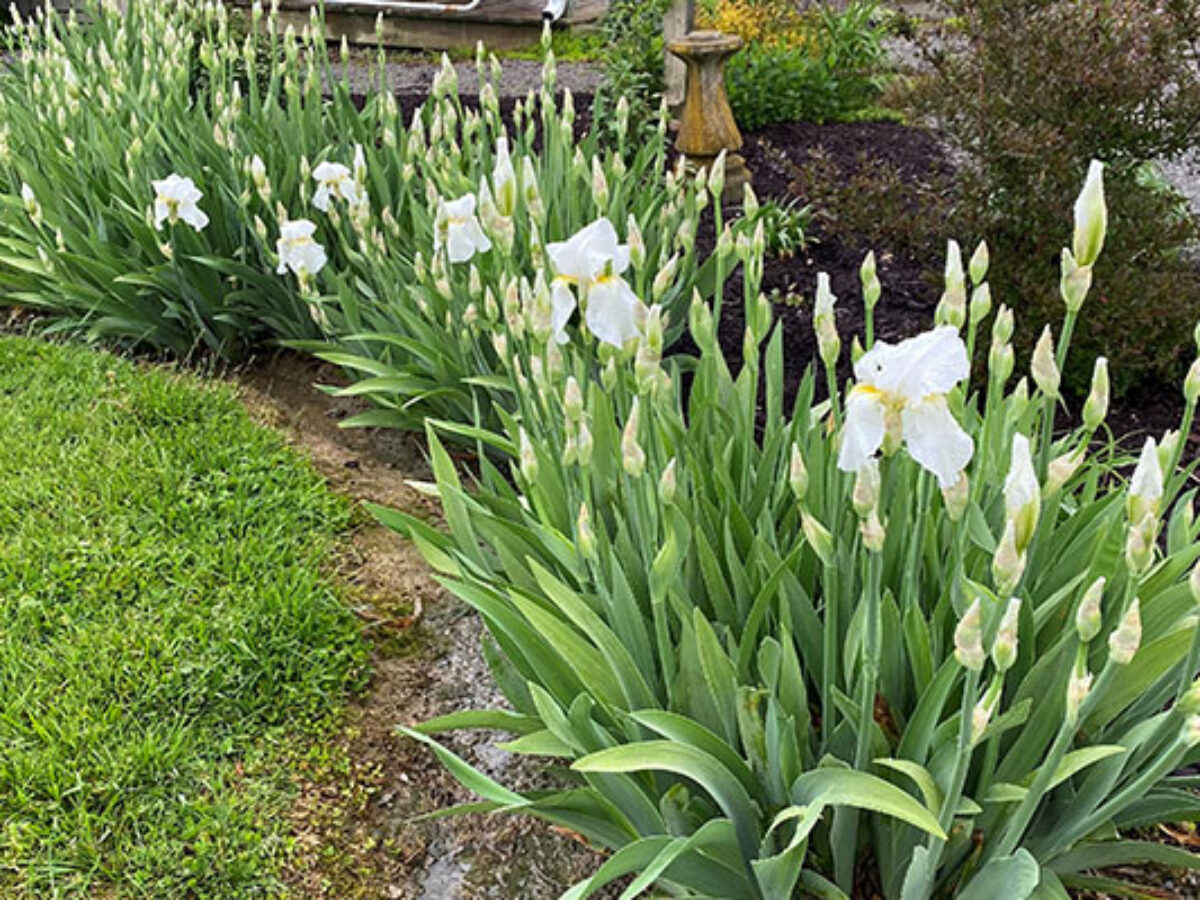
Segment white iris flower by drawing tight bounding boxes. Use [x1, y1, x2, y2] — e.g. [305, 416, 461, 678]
[276, 219, 327, 277]
[837, 326, 974, 489]
[546, 218, 645, 348]
[434, 194, 492, 264]
[311, 161, 361, 212]
[152, 174, 209, 232]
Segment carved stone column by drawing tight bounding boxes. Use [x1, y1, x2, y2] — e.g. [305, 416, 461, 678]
[667, 30, 751, 200]
[662, 0, 695, 111]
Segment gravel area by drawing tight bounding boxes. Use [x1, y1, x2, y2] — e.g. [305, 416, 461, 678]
[338, 55, 604, 98]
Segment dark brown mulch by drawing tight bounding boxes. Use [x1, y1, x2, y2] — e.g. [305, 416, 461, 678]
[685, 120, 945, 407]
[719, 119, 1191, 446]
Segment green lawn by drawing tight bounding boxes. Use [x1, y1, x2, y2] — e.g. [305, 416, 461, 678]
[0, 337, 365, 897]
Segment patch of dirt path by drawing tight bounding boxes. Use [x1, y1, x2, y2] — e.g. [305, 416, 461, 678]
[232, 352, 604, 899]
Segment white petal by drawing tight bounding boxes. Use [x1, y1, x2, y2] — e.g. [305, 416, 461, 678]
[296, 242, 327, 275]
[838, 389, 886, 474]
[585, 276, 642, 347]
[444, 194, 477, 219]
[901, 395, 974, 488]
[550, 281, 577, 344]
[859, 326, 969, 401]
[181, 205, 209, 232]
[282, 220, 317, 241]
[153, 200, 170, 229]
[446, 223, 477, 262]
[313, 185, 331, 212]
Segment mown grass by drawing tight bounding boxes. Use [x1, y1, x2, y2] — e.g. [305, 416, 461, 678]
[0, 337, 366, 897]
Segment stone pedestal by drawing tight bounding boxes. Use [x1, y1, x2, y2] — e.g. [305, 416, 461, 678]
[667, 30, 751, 200]
[662, 0, 695, 111]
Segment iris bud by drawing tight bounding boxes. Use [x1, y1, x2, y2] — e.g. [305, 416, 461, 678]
[1076, 576, 1106, 642]
[1083, 358, 1109, 431]
[789, 444, 809, 502]
[1031, 326, 1060, 399]
[992, 519, 1026, 597]
[1073, 160, 1107, 268]
[1108, 599, 1142, 665]
[969, 240, 989, 285]
[954, 598, 986, 671]
[942, 472, 969, 522]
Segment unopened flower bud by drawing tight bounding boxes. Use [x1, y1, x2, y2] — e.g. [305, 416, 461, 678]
[861, 509, 886, 553]
[993, 598, 1021, 672]
[954, 598, 986, 671]
[1185, 358, 1200, 406]
[852, 459, 880, 519]
[990, 342, 1015, 385]
[970, 283, 992, 325]
[971, 676, 1002, 745]
[1184, 715, 1200, 748]
[1076, 576, 1106, 642]
[1180, 678, 1200, 716]
[1046, 446, 1085, 496]
[1066, 660, 1093, 725]
[1060, 248, 1094, 313]
[861, 251, 881, 310]
[1032, 326, 1060, 399]
[690, 290, 715, 350]
[789, 444, 808, 501]
[560, 433, 578, 466]
[1083, 357, 1109, 431]
[622, 400, 645, 478]
[708, 150, 726, 200]
[1159, 430, 1180, 474]
[577, 421, 593, 467]
[942, 472, 969, 522]
[970, 240, 989, 286]
[1128, 437, 1164, 526]
[1108, 599, 1142, 665]
[936, 240, 966, 329]
[1005, 433, 1040, 552]
[563, 376, 584, 421]
[993, 519, 1026, 597]
[626, 215, 645, 271]
[1125, 516, 1157, 575]
[1073, 160, 1107, 268]
[653, 254, 679, 302]
[518, 428, 538, 482]
[591, 156, 609, 210]
[992, 305, 1014, 344]
[659, 458, 678, 504]
[717, 223, 734, 261]
[743, 182, 759, 217]
[1190, 562, 1200, 607]
[577, 503, 596, 558]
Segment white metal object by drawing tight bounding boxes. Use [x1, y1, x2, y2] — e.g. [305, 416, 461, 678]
[542, 0, 568, 21]
[321, 0, 484, 14]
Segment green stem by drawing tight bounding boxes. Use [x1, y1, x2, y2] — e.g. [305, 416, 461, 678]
[912, 666, 981, 895]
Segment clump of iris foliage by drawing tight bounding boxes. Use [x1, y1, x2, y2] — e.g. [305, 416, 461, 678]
[0, 0, 743, 433]
[393, 166, 1200, 898]
[5, 2, 1200, 898]
[0, 336, 364, 896]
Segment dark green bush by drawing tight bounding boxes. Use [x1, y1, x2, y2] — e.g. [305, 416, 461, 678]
[914, 0, 1200, 395]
